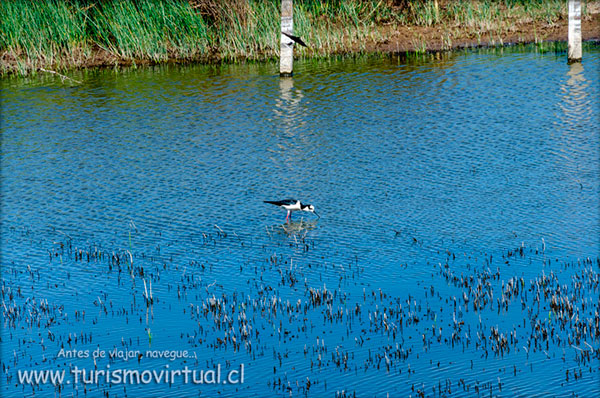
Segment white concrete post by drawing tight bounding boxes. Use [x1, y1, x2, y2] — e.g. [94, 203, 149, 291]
[568, 0, 582, 63]
[280, 0, 293, 77]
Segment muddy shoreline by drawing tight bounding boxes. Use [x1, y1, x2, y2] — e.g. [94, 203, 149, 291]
[367, 12, 600, 53]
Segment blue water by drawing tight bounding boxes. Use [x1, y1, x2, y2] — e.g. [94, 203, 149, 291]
[1, 45, 599, 397]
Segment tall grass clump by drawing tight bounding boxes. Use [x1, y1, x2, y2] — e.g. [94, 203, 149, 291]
[295, 0, 389, 54]
[442, 0, 565, 31]
[211, 1, 280, 60]
[208, 0, 390, 59]
[89, 0, 210, 61]
[0, 0, 89, 73]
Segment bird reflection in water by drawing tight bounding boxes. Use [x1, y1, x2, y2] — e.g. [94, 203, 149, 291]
[267, 219, 318, 238]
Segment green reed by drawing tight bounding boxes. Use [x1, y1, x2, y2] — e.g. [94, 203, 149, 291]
[88, 0, 210, 61]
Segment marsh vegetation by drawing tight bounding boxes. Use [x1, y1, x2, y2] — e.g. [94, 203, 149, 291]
[1, 0, 597, 75]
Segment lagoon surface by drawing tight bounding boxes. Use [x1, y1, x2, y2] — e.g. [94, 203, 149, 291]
[1, 46, 599, 397]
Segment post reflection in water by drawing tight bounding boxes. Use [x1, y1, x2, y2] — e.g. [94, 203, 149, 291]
[274, 75, 306, 139]
[556, 62, 593, 172]
[550, 59, 597, 256]
[560, 62, 590, 124]
[270, 75, 316, 189]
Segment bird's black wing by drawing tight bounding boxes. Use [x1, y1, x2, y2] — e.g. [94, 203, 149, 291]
[264, 199, 297, 206]
[282, 31, 308, 48]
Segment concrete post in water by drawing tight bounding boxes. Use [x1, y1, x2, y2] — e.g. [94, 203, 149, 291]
[568, 0, 582, 63]
[280, 0, 293, 77]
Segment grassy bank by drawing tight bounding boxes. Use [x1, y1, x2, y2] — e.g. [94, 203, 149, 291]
[0, 0, 598, 76]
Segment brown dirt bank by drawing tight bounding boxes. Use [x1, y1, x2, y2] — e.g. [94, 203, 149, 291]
[364, 11, 600, 53]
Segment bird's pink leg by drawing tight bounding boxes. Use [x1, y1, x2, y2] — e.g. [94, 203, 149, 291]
[285, 211, 290, 222]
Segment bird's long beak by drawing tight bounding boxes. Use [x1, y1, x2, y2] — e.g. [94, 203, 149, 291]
[314, 211, 320, 219]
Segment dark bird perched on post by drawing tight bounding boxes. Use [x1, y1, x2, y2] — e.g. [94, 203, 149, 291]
[264, 198, 318, 222]
[282, 31, 308, 48]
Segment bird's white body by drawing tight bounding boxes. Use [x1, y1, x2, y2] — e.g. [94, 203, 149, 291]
[264, 199, 318, 222]
[280, 200, 302, 211]
[281, 35, 295, 47]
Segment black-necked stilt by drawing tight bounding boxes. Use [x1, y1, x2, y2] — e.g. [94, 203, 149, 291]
[281, 31, 308, 48]
[264, 199, 319, 222]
